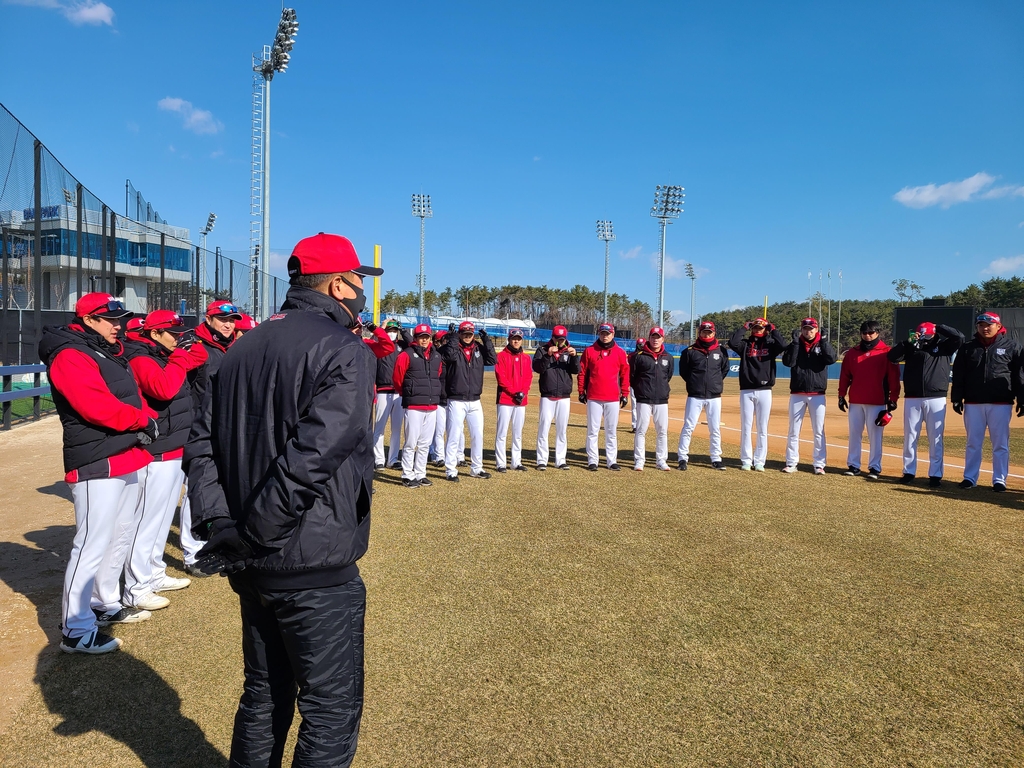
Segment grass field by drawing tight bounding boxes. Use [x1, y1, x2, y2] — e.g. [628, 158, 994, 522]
[2, 386, 1024, 767]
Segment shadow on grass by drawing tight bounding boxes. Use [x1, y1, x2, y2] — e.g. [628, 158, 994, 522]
[888, 481, 1024, 511]
[0, 526, 227, 768]
[36, 481, 73, 502]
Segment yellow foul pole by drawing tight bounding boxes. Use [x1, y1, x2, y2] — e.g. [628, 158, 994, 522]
[372, 244, 381, 325]
[763, 295, 768, 320]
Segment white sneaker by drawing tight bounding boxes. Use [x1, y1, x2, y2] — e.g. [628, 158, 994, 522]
[740, 462, 752, 471]
[153, 576, 191, 592]
[633, 465, 644, 471]
[655, 463, 671, 471]
[814, 467, 826, 475]
[753, 464, 765, 472]
[131, 592, 170, 611]
[781, 465, 798, 474]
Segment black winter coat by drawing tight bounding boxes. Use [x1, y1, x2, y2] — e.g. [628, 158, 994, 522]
[951, 332, 1024, 405]
[781, 335, 837, 395]
[629, 347, 673, 404]
[185, 286, 375, 590]
[532, 342, 579, 398]
[887, 324, 963, 398]
[678, 342, 730, 398]
[399, 345, 444, 407]
[180, 322, 234, 411]
[728, 327, 786, 390]
[439, 332, 497, 400]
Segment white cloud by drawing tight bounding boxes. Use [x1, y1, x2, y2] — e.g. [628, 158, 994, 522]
[158, 97, 224, 135]
[268, 250, 291, 274]
[619, 245, 642, 260]
[666, 309, 689, 325]
[210, 149, 224, 159]
[5, 0, 114, 25]
[983, 255, 1024, 276]
[893, 172, 1024, 209]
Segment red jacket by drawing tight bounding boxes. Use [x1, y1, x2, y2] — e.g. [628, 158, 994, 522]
[578, 342, 630, 402]
[364, 326, 396, 359]
[128, 340, 208, 460]
[494, 347, 534, 405]
[838, 341, 901, 405]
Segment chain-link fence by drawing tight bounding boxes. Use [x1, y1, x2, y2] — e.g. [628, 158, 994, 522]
[0, 101, 287, 363]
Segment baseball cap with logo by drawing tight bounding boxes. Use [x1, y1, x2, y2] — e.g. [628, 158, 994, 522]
[414, 324, 432, 337]
[432, 329, 447, 343]
[875, 409, 892, 427]
[598, 323, 615, 333]
[144, 310, 186, 333]
[801, 317, 819, 328]
[287, 233, 384, 277]
[384, 319, 402, 330]
[75, 293, 132, 319]
[699, 321, 715, 332]
[459, 321, 475, 332]
[916, 322, 936, 336]
[649, 326, 665, 337]
[126, 317, 145, 333]
[508, 328, 524, 338]
[977, 312, 1001, 325]
[552, 325, 568, 337]
[236, 314, 258, 332]
[206, 301, 243, 319]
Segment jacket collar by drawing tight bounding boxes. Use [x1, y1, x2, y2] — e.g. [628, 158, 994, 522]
[280, 285, 353, 327]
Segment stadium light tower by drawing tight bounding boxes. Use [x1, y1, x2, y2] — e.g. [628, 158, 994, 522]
[250, 7, 298, 318]
[411, 193, 432, 316]
[596, 220, 615, 321]
[685, 262, 696, 342]
[650, 184, 684, 326]
[199, 212, 216, 293]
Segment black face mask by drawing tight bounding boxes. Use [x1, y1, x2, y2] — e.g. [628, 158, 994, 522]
[338, 276, 366, 328]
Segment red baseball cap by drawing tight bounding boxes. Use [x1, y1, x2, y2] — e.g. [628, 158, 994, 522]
[916, 322, 936, 336]
[699, 321, 715, 332]
[753, 317, 768, 326]
[508, 327, 524, 338]
[144, 309, 186, 333]
[287, 233, 383, 277]
[126, 317, 145, 332]
[801, 317, 819, 328]
[649, 326, 665, 337]
[75, 292, 132, 319]
[432, 329, 447, 342]
[552, 325, 568, 337]
[459, 321, 475, 332]
[236, 314, 258, 332]
[206, 300, 242, 319]
[977, 312, 1001, 325]
[875, 409, 892, 427]
[414, 324, 432, 336]
[598, 323, 615, 333]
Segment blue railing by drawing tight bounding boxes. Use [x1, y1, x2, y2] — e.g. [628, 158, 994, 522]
[1, 364, 51, 430]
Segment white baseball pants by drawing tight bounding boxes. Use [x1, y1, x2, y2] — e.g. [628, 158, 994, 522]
[93, 464, 149, 614]
[446, 399, 484, 475]
[536, 396, 570, 467]
[963, 403, 1012, 486]
[586, 399, 621, 467]
[739, 389, 773, 467]
[63, 469, 145, 637]
[495, 404, 526, 469]
[847, 403, 885, 472]
[121, 458, 183, 605]
[630, 387, 637, 430]
[786, 394, 827, 469]
[903, 396, 947, 478]
[178, 483, 202, 567]
[431, 405, 465, 462]
[373, 392, 404, 466]
[677, 397, 723, 463]
[634, 402, 669, 469]
[401, 408, 437, 481]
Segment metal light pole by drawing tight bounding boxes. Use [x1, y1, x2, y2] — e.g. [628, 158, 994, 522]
[837, 269, 843, 348]
[650, 185, 684, 325]
[685, 262, 696, 342]
[251, 7, 298, 319]
[199, 212, 216, 294]
[807, 269, 812, 318]
[411, 193, 432, 317]
[596, 220, 615, 321]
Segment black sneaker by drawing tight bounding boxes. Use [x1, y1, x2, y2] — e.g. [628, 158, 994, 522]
[418, 478, 433, 487]
[899, 473, 914, 484]
[457, 460, 468, 468]
[608, 464, 621, 471]
[587, 464, 598, 472]
[402, 478, 421, 489]
[928, 476, 942, 488]
[557, 464, 570, 470]
[470, 470, 492, 480]
[513, 465, 528, 472]
[958, 479, 974, 489]
[495, 466, 507, 473]
[678, 460, 687, 471]
[374, 463, 385, 470]
[842, 466, 861, 477]
[994, 482, 1007, 493]
[711, 461, 726, 471]
[60, 629, 122, 655]
[94, 607, 151, 626]
[536, 465, 547, 471]
[184, 563, 213, 578]
[388, 462, 402, 470]
[433, 459, 446, 468]
[445, 474, 460, 483]
[866, 468, 880, 480]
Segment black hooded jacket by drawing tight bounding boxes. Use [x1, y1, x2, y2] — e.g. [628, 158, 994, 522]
[951, 331, 1024, 405]
[678, 341, 730, 398]
[728, 327, 787, 390]
[184, 286, 375, 589]
[532, 341, 580, 398]
[887, 324, 963, 398]
[180, 321, 234, 411]
[781, 334, 837, 395]
[439, 331, 497, 400]
[629, 345, 673, 404]
[123, 339, 194, 456]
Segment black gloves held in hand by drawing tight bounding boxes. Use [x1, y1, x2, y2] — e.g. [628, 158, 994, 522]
[838, 397, 848, 413]
[194, 518, 256, 576]
[578, 393, 587, 405]
[364, 322, 377, 333]
[886, 400, 897, 413]
[620, 397, 628, 408]
[952, 401, 964, 415]
[512, 392, 525, 405]
[137, 417, 159, 445]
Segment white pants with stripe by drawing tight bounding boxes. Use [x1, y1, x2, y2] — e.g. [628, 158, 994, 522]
[495, 404, 526, 469]
[178, 483, 202, 567]
[431, 405, 465, 462]
[739, 389, 773, 467]
[373, 392, 404, 466]
[586, 399, 621, 467]
[536, 397, 570, 467]
[847, 403, 885, 472]
[123, 458, 182, 605]
[677, 397, 722, 463]
[64, 469, 145, 637]
[446, 399, 484, 475]
[630, 388, 637, 430]
[634, 402, 669, 469]
[402, 408, 437, 481]
[964, 403, 1012, 486]
[786, 394, 827, 469]
[903, 396, 947, 478]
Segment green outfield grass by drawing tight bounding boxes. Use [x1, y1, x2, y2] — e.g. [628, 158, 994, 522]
[883, 431, 1024, 464]
[3, 400, 1024, 767]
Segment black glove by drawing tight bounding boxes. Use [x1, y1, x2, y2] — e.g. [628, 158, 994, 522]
[578, 393, 587, 404]
[838, 396, 848, 413]
[137, 417, 159, 445]
[194, 518, 256, 575]
[512, 392, 525, 405]
[448, 323, 457, 333]
[952, 401, 964, 415]
[478, 328, 488, 340]
[1016, 403, 1024, 418]
[364, 322, 377, 333]
[620, 396, 628, 408]
[792, 330, 801, 343]
[743, 321, 751, 330]
[886, 400, 897, 413]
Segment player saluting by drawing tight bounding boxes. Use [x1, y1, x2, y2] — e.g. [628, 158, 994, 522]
[951, 312, 1024, 491]
[39, 293, 157, 654]
[579, 323, 630, 471]
[677, 320, 730, 470]
[780, 318, 836, 474]
[393, 324, 444, 488]
[494, 327, 534, 472]
[629, 327, 673, 471]
[729, 317, 786, 471]
[533, 324, 578, 470]
[887, 321, 964, 486]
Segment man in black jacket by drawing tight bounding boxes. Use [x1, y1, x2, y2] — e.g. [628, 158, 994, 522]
[951, 312, 1024, 491]
[677, 320, 731, 470]
[630, 328, 673, 471]
[728, 318, 787, 471]
[888, 321, 964, 486]
[439, 321, 497, 481]
[371, 319, 409, 469]
[186, 232, 381, 767]
[780, 318, 837, 474]
[533, 324, 578, 470]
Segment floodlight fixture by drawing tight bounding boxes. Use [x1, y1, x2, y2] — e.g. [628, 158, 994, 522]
[596, 220, 615, 321]
[412, 193, 433, 316]
[650, 184, 685, 326]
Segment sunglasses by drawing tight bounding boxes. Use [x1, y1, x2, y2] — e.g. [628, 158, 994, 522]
[211, 303, 239, 315]
[976, 315, 998, 324]
[861, 330, 879, 335]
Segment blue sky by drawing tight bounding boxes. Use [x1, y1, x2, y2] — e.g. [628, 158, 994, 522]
[2, 0, 1023, 322]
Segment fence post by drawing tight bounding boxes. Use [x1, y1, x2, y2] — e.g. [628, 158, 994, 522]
[194, 246, 201, 315]
[76, 183, 83, 302]
[33, 140, 43, 353]
[2, 372, 10, 430]
[109, 210, 117, 294]
[1, 225, 8, 365]
[160, 232, 166, 309]
[215, 246, 221, 296]
[229, 258, 234, 301]
[33, 368, 40, 420]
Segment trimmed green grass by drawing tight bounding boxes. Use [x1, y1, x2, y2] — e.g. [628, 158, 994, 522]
[883, 431, 1024, 462]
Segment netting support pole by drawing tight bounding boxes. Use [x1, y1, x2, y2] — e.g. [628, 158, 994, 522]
[160, 232, 166, 310]
[75, 183, 83, 302]
[33, 140, 42, 352]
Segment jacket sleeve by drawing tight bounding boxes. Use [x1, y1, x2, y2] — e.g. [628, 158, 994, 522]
[400, 328, 414, 349]
[242, 344, 375, 550]
[577, 350, 589, 396]
[935, 324, 964, 356]
[887, 341, 909, 363]
[720, 348, 731, 377]
[678, 349, 690, 381]
[1014, 344, 1024, 405]
[494, 351, 512, 395]
[392, 350, 410, 392]
[886, 360, 901, 402]
[439, 332, 460, 363]
[838, 353, 852, 399]
[130, 354, 190, 401]
[619, 349, 631, 399]
[533, 347, 551, 374]
[566, 351, 580, 374]
[183, 383, 232, 539]
[364, 327, 395, 359]
[628, 352, 638, 389]
[781, 341, 798, 367]
[820, 340, 838, 365]
[950, 349, 965, 404]
[49, 348, 150, 432]
[481, 335, 498, 366]
[767, 328, 787, 356]
[727, 327, 746, 355]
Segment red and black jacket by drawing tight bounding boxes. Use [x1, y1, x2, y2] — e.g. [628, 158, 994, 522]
[180, 321, 235, 411]
[728, 327, 786, 390]
[532, 341, 579, 399]
[494, 346, 534, 405]
[678, 339, 730, 398]
[629, 345, 673, 404]
[393, 344, 444, 409]
[951, 330, 1024, 405]
[781, 333, 837, 395]
[39, 324, 154, 480]
[439, 333, 497, 401]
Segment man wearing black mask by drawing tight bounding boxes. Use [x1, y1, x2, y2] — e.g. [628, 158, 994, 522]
[186, 232, 381, 767]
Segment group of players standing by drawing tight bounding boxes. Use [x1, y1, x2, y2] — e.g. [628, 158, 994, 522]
[373, 311, 1023, 493]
